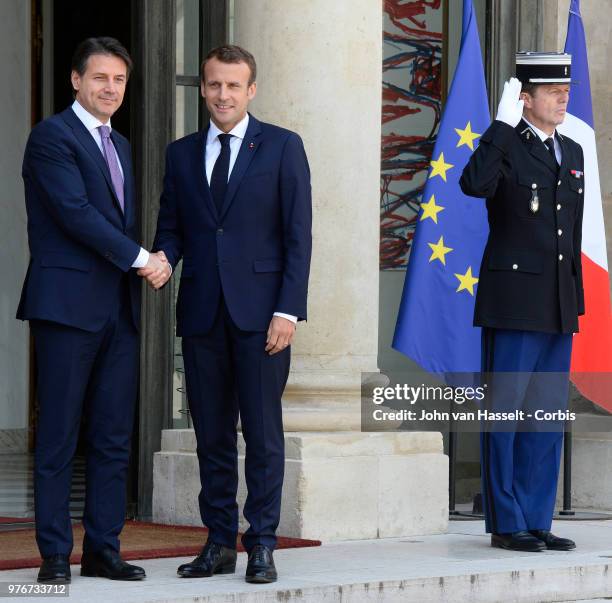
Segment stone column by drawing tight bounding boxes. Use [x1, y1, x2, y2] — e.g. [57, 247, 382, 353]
[153, 0, 448, 540]
[233, 0, 381, 429]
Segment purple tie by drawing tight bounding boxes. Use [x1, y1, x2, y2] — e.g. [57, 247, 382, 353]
[98, 125, 124, 212]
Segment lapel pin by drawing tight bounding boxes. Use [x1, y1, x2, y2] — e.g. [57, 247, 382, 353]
[249, 142, 255, 149]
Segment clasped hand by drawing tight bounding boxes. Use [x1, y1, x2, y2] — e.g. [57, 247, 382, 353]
[137, 250, 171, 290]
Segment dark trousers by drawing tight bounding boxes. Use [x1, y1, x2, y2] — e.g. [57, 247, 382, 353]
[480, 328, 572, 534]
[182, 297, 289, 552]
[31, 284, 138, 557]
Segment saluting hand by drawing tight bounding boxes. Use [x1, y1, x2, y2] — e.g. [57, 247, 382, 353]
[495, 77, 524, 128]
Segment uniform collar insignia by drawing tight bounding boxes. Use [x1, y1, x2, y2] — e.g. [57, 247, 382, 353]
[520, 125, 537, 142]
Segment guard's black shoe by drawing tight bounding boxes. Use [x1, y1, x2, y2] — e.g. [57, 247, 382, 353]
[529, 529, 576, 551]
[37, 554, 71, 583]
[245, 544, 277, 583]
[177, 541, 237, 578]
[491, 531, 546, 552]
[80, 548, 146, 580]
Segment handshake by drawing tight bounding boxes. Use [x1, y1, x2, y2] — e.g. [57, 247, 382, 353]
[137, 250, 172, 290]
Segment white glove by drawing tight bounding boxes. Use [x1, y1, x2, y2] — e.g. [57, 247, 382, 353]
[495, 77, 524, 127]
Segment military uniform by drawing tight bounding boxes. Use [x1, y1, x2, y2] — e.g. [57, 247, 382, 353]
[459, 53, 584, 543]
[462, 118, 585, 334]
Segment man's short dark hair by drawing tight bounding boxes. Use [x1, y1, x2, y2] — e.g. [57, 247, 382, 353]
[201, 45, 257, 85]
[71, 37, 133, 79]
[521, 82, 539, 97]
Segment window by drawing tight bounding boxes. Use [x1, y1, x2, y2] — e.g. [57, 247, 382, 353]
[172, 0, 230, 427]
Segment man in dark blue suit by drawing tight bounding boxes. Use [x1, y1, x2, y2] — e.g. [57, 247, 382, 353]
[17, 37, 169, 583]
[146, 45, 311, 583]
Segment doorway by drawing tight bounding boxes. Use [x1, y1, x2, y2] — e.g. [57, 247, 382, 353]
[26, 0, 136, 522]
[49, 0, 132, 132]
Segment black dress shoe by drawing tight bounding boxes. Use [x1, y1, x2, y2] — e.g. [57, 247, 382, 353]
[491, 531, 546, 552]
[245, 544, 277, 584]
[177, 541, 237, 578]
[530, 529, 576, 551]
[38, 554, 71, 583]
[81, 548, 145, 580]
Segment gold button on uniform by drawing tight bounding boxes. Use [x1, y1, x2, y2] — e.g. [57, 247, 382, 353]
[557, 180, 561, 186]
[558, 229, 563, 236]
[512, 264, 518, 270]
[559, 254, 563, 261]
[578, 188, 583, 194]
[557, 204, 561, 210]
[531, 183, 537, 189]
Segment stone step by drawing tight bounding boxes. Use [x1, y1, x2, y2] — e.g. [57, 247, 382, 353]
[155, 430, 449, 542]
[2, 520, 612, 602]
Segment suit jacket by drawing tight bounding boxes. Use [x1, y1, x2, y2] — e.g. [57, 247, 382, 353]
[17, 107, 142, 332]
[154, 114, 312, 336]
[460, 119, 584, 334]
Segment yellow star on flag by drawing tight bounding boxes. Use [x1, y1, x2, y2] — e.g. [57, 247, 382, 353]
[454, 266, 479, 295]
[420, 194, 445, 223]
[454, 121, 481, 151]
[429, 152, 454, 181]
[428, 236, 453, 265]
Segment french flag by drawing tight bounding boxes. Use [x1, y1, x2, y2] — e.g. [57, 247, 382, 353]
[558, 0, 612, 410]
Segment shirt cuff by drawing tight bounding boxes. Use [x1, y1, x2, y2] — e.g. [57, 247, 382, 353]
[274, 312, 297, 324]
[131, 247, 149, 268]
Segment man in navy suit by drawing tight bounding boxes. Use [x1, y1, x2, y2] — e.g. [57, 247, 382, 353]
[17, 37, 169, 583]
[144, 45, 311, 583]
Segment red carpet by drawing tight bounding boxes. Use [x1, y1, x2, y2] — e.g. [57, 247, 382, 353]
[0, 521, 321, 571]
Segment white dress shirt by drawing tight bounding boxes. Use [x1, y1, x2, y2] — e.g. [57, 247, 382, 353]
[522, 117, 562, 165]
[205, 115, 296, 325]
[205, 113, 249, 183]
[71, 100, 149, 269]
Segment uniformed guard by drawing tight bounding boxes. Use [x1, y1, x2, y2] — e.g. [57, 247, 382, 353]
[460, 52, 584, 552]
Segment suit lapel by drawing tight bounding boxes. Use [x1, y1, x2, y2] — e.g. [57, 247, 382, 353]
[110, 131, 131, 225]
[556, 131, 570, 181]
[530, 138, 559, 176]
[220, 115, 262, 221]
[516, 119, 559, 176]
[193, 128, 218, 220]
[60, 108, 125, 217]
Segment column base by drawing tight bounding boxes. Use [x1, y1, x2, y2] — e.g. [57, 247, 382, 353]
[153, 429, 449, 540]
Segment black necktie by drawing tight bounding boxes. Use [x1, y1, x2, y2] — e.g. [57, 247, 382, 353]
[544, 137, 559, 168]
[210, 133, 232, 214]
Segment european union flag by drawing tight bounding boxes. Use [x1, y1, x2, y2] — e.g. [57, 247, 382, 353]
[392, 0, 490, 373]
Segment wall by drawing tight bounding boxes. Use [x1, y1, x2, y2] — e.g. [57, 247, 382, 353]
[0, 1, 31, 451]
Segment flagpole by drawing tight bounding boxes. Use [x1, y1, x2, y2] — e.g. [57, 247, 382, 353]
[559, 422, 574, 515]
[448, 423, 459, 515]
